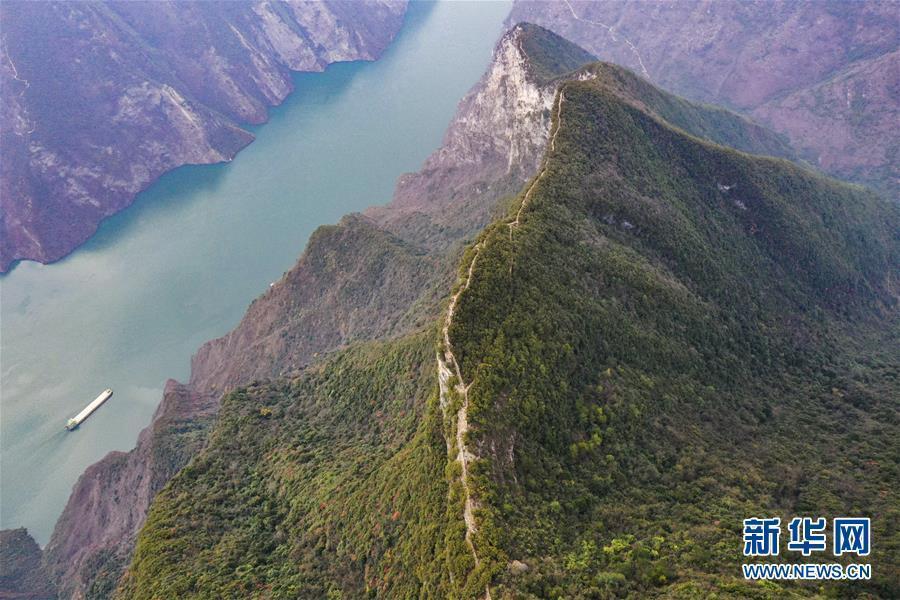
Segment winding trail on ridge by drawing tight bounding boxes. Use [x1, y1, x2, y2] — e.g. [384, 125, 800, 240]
[561, 0, 651, 80]
[436, 89, 566, 599]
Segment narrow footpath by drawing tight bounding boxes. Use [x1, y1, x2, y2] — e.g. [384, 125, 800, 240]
[436, 89, 567, 599]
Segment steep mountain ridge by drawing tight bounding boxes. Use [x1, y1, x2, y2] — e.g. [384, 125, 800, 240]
[0, 0, 407, 272]
[116, 31, 900, 598]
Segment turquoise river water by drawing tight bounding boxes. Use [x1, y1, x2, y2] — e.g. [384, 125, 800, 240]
[0, 0, 511, 544]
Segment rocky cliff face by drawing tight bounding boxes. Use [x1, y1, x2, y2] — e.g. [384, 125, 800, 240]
[387, 26, 562, 223]
[187, 215, 441, 394]
[0, 0, 407, 272]
[380, 24, 596, 249]
[508, 0, 899, 199]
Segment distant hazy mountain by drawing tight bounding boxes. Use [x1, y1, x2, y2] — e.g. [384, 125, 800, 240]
[0, 0, 407, 272]
[509, 0, 899, 200]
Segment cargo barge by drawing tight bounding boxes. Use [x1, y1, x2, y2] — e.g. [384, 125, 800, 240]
[66, 388, 113, 430]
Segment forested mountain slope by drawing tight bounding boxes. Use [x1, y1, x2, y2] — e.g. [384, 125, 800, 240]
[121, 43, 899, 598]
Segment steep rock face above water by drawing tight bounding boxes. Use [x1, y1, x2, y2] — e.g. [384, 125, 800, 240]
[0, 0, 407, 272]
[386, 23, 594, 239]
[509, 0, 899, 199]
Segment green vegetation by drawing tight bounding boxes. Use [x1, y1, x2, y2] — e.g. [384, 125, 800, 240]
[122, 62, 899, 598]
[578, 62, 798, 161]
[516, 23, 597, 85]
[121, 334, 464, 598]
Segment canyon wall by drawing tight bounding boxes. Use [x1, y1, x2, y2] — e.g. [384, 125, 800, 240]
[0, 0, 408, 272]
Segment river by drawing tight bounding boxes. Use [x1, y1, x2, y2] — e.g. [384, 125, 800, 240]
[0, 0, 511, 545]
